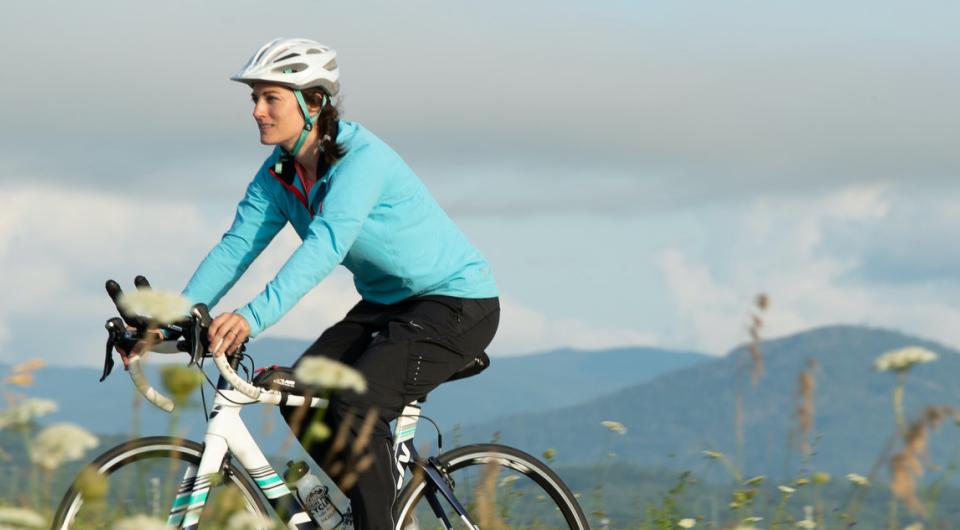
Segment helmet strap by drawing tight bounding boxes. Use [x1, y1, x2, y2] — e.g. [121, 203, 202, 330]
[287, 89, 324, 158]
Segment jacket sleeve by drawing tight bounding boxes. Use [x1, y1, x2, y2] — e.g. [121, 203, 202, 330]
[235, 145, 390, 337]
[182, 169, 287, 313]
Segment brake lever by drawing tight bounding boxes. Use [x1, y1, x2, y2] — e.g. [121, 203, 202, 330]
[100, 317, 125, 382]
[187, 303, 212, 366]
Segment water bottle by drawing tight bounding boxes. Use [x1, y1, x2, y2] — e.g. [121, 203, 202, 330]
[284, 460, 349, 530]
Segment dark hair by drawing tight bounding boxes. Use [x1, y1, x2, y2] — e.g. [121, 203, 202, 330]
[302, 87, 347, 177]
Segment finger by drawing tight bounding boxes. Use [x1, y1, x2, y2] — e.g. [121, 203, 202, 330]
[217, 320, 244, 355]
[224, 326, 244, 354]
[212, 336, 226, 357]
[208, 314, 227, 342]
[231, 329, 248, 354]
[210, 313, 237, 342]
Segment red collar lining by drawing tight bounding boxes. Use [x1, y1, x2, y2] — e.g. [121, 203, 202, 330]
[268, 167, 314, 216]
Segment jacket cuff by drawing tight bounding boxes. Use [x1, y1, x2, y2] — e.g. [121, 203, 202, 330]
[234, 306, 261, 339]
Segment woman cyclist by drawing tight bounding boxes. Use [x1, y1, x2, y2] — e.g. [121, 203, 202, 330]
[180, 37, 500, 530]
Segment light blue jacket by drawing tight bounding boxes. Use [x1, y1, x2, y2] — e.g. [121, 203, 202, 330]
[182, 121, 498, 337]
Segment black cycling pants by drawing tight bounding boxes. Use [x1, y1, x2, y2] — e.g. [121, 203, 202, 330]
[281, 295, 500, 530]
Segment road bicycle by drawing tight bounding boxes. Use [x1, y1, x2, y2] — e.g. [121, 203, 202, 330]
[52, 279, 589, 530]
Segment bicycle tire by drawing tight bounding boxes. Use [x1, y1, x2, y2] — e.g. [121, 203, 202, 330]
[51, 436, 270, 530]
[394, 443, 589, 530]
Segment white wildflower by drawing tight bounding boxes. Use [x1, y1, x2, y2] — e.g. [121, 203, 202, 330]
[874, 346, 938, 372]
[111, 514, 170, 530]
[702, 450, 724, 460]
[678, 518, 696, 528]
[0, 506, 46, 528]
[847, 473, 870, 487]
[0, 398, 58, 430]
[601, 420, 627, 435]
[743, 517, 764, 523]
[903, 523, 924, 530]
[226, 510, 276, 530]
[118, 289, 191, 325]
[778, 485, 796, 494]
[30, 422, 99, 471]
[795, 505, 816, 528]
[295, 357, 367, 393]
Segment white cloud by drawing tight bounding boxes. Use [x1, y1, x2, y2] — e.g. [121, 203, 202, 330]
[0, 183, 215, 364]
[656, 250, 746, 352]
[654, 184, 960, 353]
[3, 180, 660, 366]
[492, 297, 659, 356]
[0, 182, 357, 365]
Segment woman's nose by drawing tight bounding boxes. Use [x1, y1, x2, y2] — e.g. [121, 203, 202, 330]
[252, 101, 267, 119]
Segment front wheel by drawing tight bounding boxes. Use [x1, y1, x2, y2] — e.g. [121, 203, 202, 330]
[52, 436, 270, 530]
[395, 443, 589, 530]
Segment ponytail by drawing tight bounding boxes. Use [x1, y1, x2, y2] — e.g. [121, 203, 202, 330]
[303, 88, 347, 177]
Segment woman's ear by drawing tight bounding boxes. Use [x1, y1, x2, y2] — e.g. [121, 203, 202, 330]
[306, 94, 327, 115]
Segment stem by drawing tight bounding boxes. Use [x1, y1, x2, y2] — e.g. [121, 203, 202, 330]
[19, 427, 38, 508]
[893, 371, 906, 435]
[888, 496, 898, 530]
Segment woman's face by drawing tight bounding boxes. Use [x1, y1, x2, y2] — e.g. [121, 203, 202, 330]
[250, 83, 308, 148]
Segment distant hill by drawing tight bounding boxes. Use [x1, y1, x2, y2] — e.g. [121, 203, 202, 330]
[459, 325, 960, 480]
[2, 340, 707, 453]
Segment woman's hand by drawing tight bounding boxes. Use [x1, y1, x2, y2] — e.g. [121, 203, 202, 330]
[115, 327, 166, 369]
[208, 312, 251, 357]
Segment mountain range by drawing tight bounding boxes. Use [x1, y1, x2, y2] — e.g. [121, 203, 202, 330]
[1, 340, 707, 455]
[461, 324, 960, 481]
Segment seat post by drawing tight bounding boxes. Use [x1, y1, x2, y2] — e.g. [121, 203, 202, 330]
[393, 402, 421, 448]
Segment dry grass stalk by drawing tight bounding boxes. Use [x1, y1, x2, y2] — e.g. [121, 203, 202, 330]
[474, 460, 508, 530]
[351, 407, 378, 457]
[4, 373, 34, 387]
[281, 392, 319, 453]
[735, 394, 744, 466]
[890, 405, 957, 516]
[12, 360, 46, 373]
[322, 412, 356, 470]
[326, 407, 378, 492]
[747, 293, 769, 384]
[4, 359, 46, 387]
[795, 359, 818, 455]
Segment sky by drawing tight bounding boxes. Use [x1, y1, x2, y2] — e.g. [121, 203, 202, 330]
[1, 0, 958, 366]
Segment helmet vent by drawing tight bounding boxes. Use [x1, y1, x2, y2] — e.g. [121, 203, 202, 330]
[323, 59, 338, 71]
[275, 63, 307, 74]
[275, 52, 300, 62]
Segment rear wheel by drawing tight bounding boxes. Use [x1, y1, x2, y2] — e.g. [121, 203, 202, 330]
[395, 443, 588, 530]
[52, 436, 270, 530]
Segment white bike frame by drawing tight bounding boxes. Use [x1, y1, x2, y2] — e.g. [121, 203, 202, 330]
[128, 351, 429, 530]
[165, 387, 326, 529]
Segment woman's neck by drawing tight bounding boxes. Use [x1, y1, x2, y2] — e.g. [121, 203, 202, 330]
[287, 129, 321, 181]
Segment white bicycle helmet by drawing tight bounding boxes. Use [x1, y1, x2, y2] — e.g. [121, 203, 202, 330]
[231, 37, 340, 96]
[232, 38, 340, 158]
